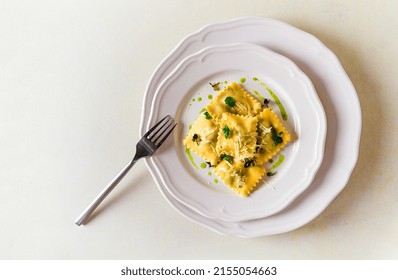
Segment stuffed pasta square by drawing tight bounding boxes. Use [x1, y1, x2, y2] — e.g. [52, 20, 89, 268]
[183, 113, 219, 166]
[206, 82, 262, 121]
[214, 158, 266, 197]
[216, 112, 258, 161]
[255, 108, 291, 165]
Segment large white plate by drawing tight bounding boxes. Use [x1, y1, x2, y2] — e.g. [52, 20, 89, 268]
[147, 43, 326, 222]
[140, 17, 361, 237]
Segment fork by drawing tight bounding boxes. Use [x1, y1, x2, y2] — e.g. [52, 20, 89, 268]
[74, 115, 176, 226]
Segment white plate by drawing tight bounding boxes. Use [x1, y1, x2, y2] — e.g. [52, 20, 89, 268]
[140, 17, 361, 237]
[147, 43, 326, 222]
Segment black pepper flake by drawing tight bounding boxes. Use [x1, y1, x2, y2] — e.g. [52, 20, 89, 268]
[192, 134, 201, 145]
[244, 159, 255, 168]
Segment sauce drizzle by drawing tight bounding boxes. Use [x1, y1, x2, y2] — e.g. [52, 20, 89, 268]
[253, 77, 288, 121]
[184, 148, 198, 169]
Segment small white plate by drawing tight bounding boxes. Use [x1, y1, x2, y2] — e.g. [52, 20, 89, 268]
[140, 17, 361, 237]
[146, 43, 326, 222]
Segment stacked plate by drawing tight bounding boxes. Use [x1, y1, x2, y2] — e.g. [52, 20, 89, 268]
[139, 17, 361, 237]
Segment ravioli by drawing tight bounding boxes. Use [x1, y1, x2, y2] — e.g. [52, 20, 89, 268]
[206, 82, 262, 121]
[216, 112, 258, 161]
[214, 158, 266, 197]
[183, 113, 219, 166]
[255, 108, 291, 165]
[184, 82, 292, 197]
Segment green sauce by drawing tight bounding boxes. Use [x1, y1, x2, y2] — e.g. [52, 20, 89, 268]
[266, 87, 288, 121]
[208, 171, 212, 176]
[197, 97, 202, 102]
[208, 94, 213, 100]
[185, 148, 198, 169]
[253, 77, 288, 121]
[200, 162, 207, 169]
[252, 89, 265, 102]
[240, 77, 246, 83]
[214, 179, 218, 183]
[271, 154, 285, 169]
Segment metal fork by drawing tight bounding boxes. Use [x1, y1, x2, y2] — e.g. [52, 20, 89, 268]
[75, 115, 176, 226]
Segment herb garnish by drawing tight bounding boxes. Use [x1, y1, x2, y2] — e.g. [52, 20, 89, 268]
[271, 131, 283, 146]
[244, 159, 255, 168]
[203, 110, 211, 119]
[267, 171, 277, 176]
[220, 154, 232, 163]
[192, 133, 201, 145]
[222, 125, 230, 139]
[224, 96, 235, 108]
[209, 82, 220, 91]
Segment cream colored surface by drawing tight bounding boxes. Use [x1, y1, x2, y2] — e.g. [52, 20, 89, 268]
[0, 0, 397, 259]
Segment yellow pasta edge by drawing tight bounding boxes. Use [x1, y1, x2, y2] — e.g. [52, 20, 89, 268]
[255, 108, 291, 165]
[228, 82, 263, 116]
[213, 160, 266, 197]
[183, 115, 220, 166]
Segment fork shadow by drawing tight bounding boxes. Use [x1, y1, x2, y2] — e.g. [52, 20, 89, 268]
[83, 167, 152, 224]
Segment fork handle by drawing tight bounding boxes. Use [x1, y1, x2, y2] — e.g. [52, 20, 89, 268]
[74, 158, 138, 226]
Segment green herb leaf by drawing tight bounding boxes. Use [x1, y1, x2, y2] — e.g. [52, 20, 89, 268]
[267, 171, 277, 177]
[224, 96, 235, 108]
[203, 111, 211, 119]
[222, 125, 230, 139]
[271, 133, 283, 145]
[220, 154, 232, 163]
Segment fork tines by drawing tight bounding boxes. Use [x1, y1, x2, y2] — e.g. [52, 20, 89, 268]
[146, 115, 177, 146]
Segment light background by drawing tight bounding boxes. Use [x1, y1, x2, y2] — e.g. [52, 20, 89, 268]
[0, 0, 397, 259]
